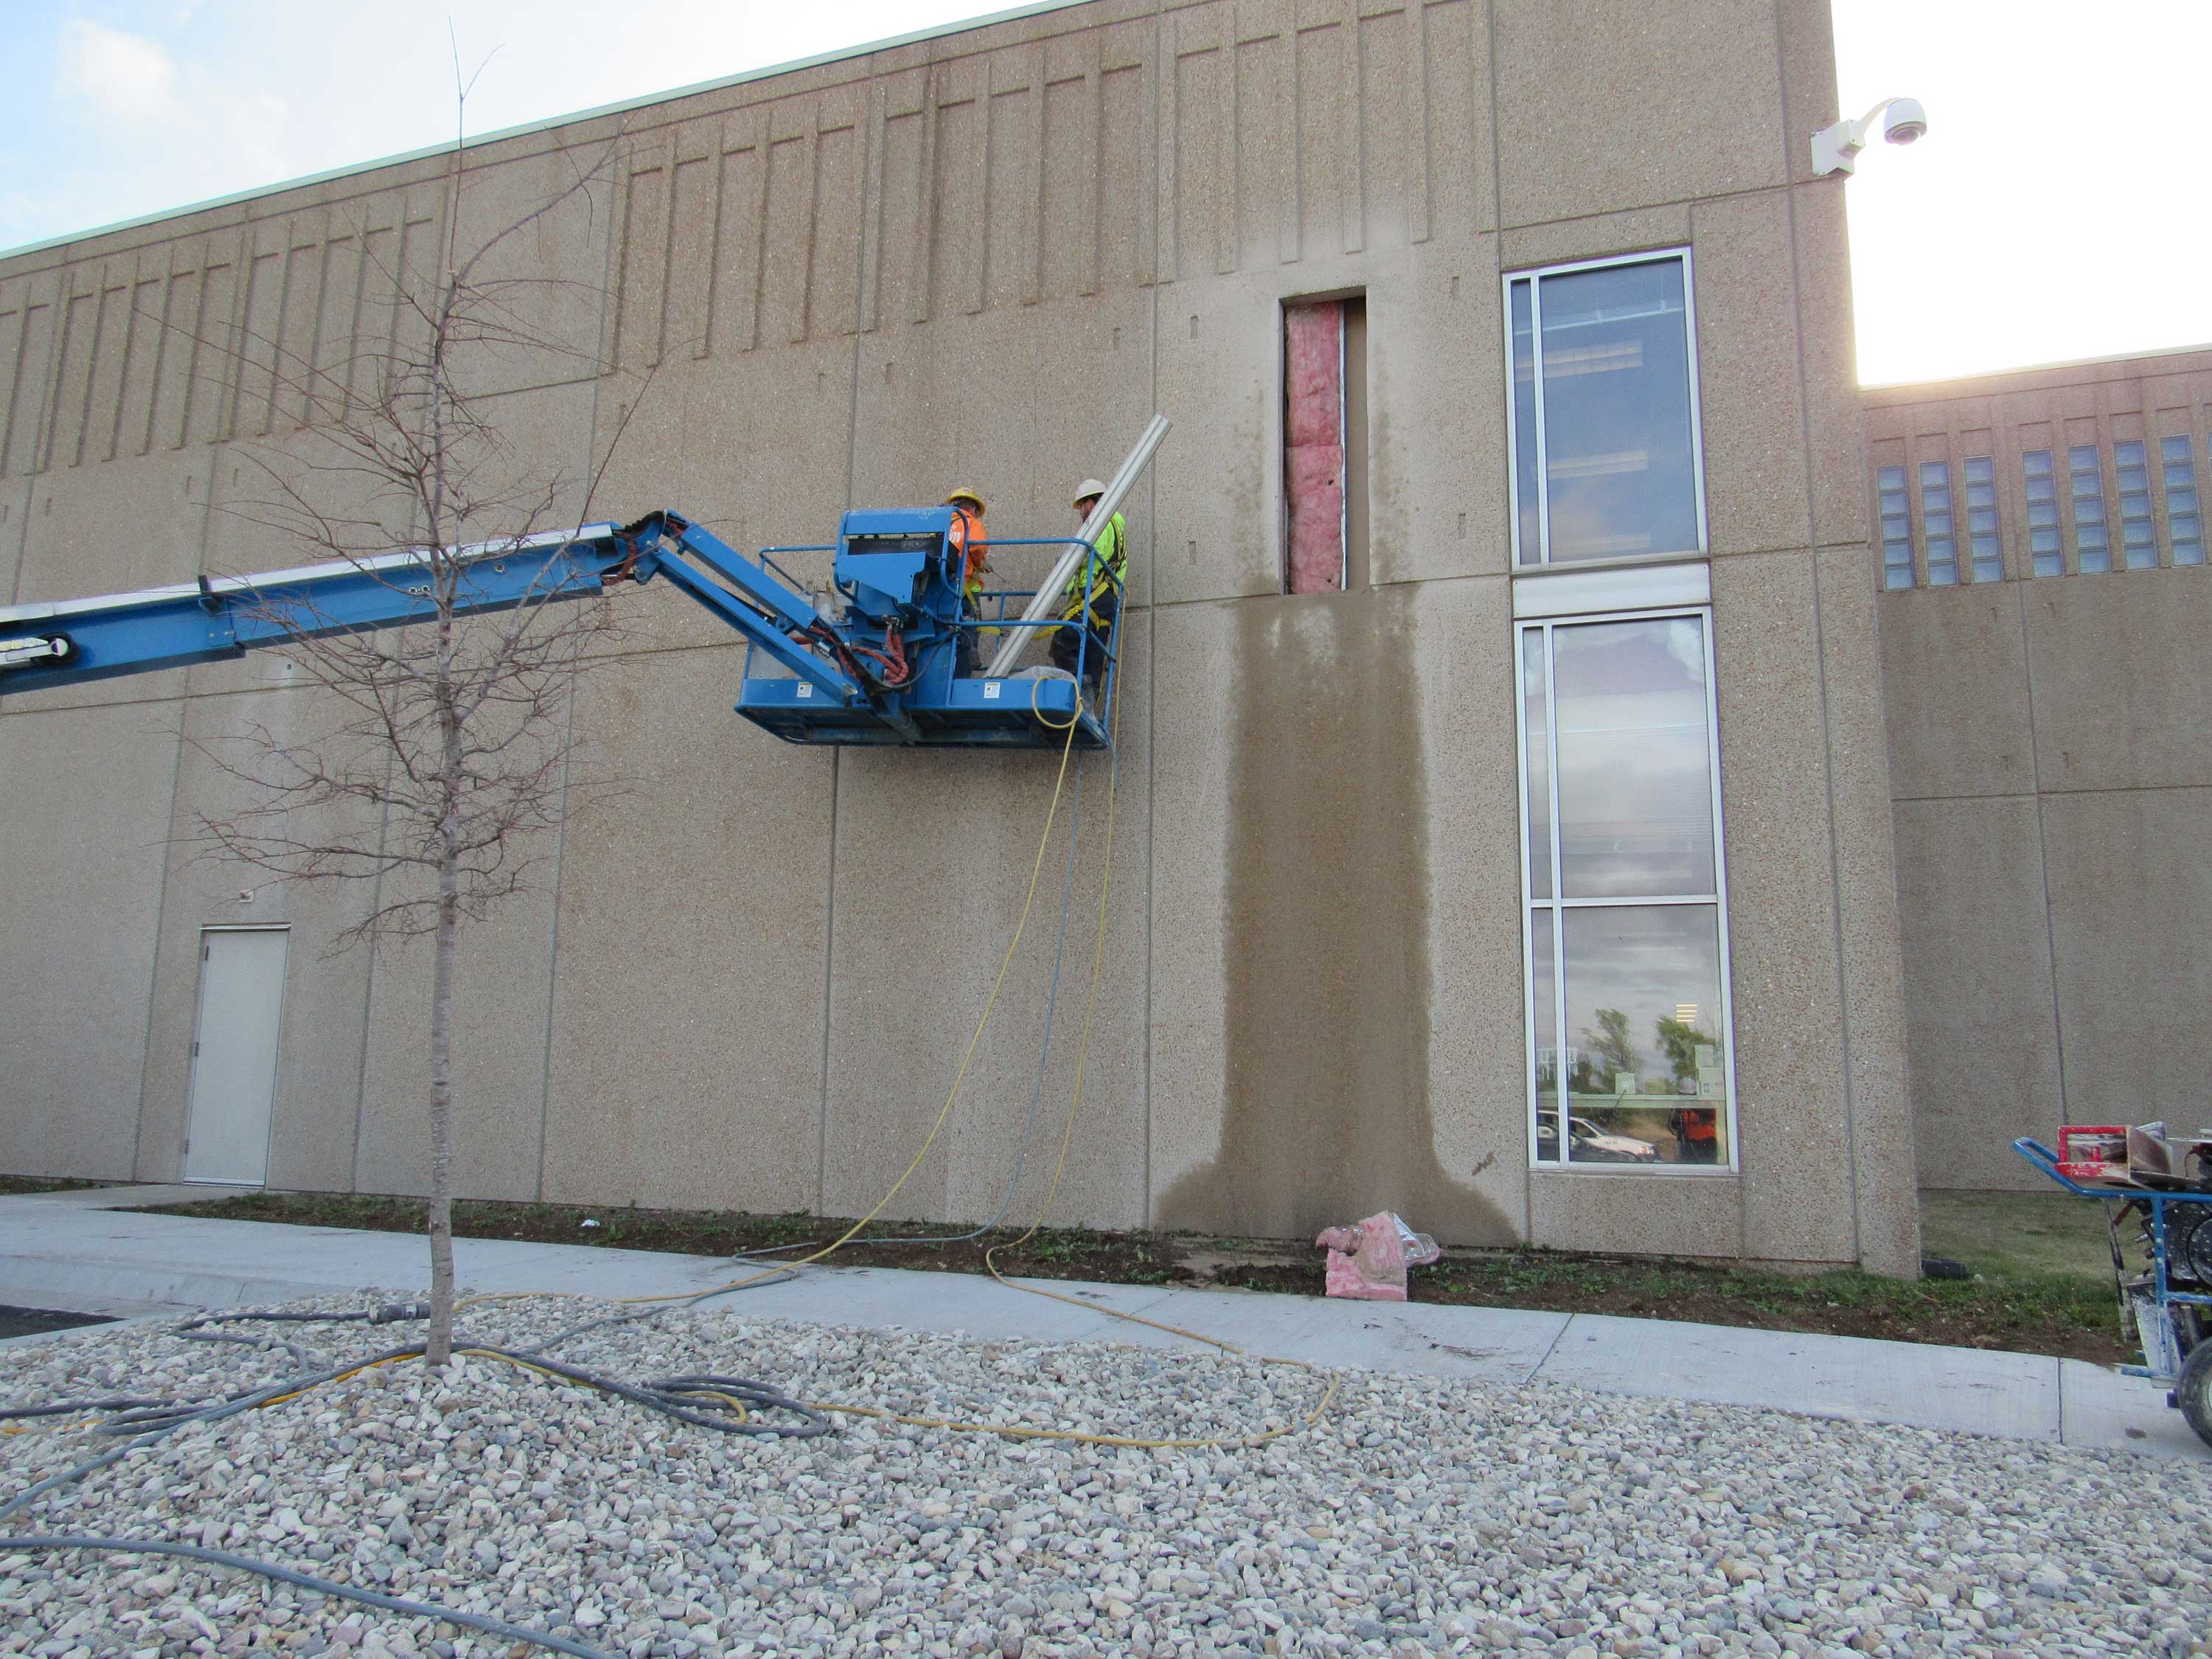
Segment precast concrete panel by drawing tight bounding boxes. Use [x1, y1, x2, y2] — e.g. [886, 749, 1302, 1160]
[1363, 241, 1508, 587]
[1492, 0, 1787, 229]
[2021, 567, 2212, 795]
[1814, 543, 1919, 1274]
[1408, 571, 1530, 1242]
[0, 700, 178, 1178]
[1713, 549, 1856, 1264]
[1691, 189, 1815, 559]
[1531, 1167, 1743, 1260]
[541, 643, 834, 1214]
[2042, 787, 2212, 1150]
[135, 684, 382, 1190]
[4, 448, 212, 712]
[1144, 597, 1238, 1224]
[1878, 585, 2035, 803]
[1892, 796, 2062, 1194]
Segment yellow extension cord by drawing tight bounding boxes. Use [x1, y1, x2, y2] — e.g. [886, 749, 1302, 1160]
[31, 674, 1338, 1455]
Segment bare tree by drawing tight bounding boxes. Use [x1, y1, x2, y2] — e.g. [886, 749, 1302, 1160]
[184, 86, 647, 1364]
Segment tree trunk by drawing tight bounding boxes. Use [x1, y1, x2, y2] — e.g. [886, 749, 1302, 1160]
[425, 867, 459, 1366]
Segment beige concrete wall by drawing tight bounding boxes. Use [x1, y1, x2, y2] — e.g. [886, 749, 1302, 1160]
[1871, 348, 2212, 1189]
[0, 0, 1913, 1267]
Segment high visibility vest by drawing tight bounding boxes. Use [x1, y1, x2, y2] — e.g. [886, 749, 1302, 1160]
[1057, 512, 1127, 627]
[950, 508, 988, 599]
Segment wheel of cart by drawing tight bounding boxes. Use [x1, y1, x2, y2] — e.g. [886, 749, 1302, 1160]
[2015, 1136, 2212, 1449]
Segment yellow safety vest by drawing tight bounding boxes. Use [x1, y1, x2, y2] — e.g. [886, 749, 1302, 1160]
[1058, 512, 1127, 627]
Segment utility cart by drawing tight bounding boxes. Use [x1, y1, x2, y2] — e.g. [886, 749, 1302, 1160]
[2015, 1134, 2212, 1448]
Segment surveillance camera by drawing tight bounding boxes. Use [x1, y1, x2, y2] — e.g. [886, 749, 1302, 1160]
[1881, 98, 1927, 145]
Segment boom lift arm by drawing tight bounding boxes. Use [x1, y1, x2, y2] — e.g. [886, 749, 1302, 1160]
[0, 512, 862, 703]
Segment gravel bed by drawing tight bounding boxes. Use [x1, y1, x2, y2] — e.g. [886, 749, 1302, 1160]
[1, 1290, 2208, 1658]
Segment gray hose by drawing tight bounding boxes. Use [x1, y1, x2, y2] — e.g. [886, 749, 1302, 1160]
[0, 1535, 616, 1659]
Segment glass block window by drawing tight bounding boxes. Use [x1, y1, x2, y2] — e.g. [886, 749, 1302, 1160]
[2024, 451, 2062, 576]
[1964, 456, 2003, 581]
[2163, 435, 2204, 566]
[1919, 460, 1958, 585]
[1519, 613, 1734, 1171]
[2115, 440, 2156, 569]
[1878, 465, 1913, 590]
[1506, 251, 1705, 565]
[2070, 445, 2110, 573]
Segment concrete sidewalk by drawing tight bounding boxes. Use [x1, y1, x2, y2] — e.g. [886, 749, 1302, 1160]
[0, 1185, 2200, 1461]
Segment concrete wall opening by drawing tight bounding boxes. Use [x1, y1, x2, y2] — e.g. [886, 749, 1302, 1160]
[183, 926, 289, 1186]
[1283, 293, 1368, 593]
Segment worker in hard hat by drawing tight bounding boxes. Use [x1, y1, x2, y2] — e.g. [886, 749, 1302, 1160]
[1052, 479, 1126, 693]
[945, 487, 989, 675]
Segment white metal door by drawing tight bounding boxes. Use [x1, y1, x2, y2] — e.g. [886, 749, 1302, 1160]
[183, 928, 289, 1185]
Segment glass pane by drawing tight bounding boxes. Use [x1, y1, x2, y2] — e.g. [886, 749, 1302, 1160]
[1551, 616, 1715, 898]
[1562, 905, 1728, 1165]
[2025, 451, 2062, 577]
[1921, 459, 1958, 585]
[2116, 440, 2155, 568]
[1531, 914, 1560, 1163]
[2163, 435, 2204, 566]
[1964, 456, 2002, 581]
[1510, 280, 1540, 564]
[1878, 464, 1913, 591]
[1537, 259, 1700, 562]
[2070, 445, 2110, 573]
[1522, 634, 1552, 900]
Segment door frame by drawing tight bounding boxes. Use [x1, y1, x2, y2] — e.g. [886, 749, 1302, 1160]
[182, 924, 291, 1186]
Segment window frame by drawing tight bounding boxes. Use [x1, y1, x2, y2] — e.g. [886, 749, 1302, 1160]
[1514, 603, 1741, 1176]
[1503, 248, 1711, 569]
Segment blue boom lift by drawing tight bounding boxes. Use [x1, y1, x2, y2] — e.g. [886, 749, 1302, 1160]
[0, 507, 1118, 748]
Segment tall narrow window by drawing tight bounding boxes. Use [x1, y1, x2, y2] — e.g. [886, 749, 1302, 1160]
[1878, 465, 1913, 589]
[1506, 251, 1705, 566]
[2069, 445, 2110, 573]
[1964, 456, 2003, 581]
[2023, 451, 2062, 576]
[2115, 440, 2156, 568]
[1283, 296, 1366, 592]
[1519, 613, 1734, 1172]
[1919, 460, 1958, 585]
[2163, 435, 2204, 566]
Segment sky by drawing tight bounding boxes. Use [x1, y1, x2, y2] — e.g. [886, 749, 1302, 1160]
[0, 1, 2204, 386]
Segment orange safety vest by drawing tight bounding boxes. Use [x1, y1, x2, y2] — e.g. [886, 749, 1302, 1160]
[950, 507, 988, 599]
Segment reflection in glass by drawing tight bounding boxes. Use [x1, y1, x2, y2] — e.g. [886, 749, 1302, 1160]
[1511, 280, 1541, 564]
[1561, 905, 1728, 1165]
[1551, 618, 1715, 900]
[1523, 642, 1551, 900]
[1531, 915, 1559, 1163]
[1537, 259, 1700, 563]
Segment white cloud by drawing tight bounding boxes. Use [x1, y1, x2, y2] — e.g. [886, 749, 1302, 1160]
[59, 21, 184, 120]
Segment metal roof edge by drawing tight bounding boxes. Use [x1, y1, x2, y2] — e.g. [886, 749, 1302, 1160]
[0, 0, 1092, 262]
[1863, 338, 2212, 397]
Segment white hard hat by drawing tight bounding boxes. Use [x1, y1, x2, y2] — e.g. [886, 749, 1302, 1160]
[1072, 479, 1108, 507]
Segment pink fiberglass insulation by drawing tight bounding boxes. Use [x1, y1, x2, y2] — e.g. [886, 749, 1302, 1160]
[1284, 302, 1346, 594]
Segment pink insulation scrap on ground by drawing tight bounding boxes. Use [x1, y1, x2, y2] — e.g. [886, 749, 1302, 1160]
[1316, 1212, 1408, 1301]
[1284, 302, 1346, 594]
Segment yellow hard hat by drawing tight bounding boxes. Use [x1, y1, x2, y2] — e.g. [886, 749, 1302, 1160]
[1072, 478, 1108, 508]
[945, 487, 986, 511]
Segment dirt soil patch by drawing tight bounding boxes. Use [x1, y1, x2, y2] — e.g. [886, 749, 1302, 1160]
[0, 1175, 122, 1197]
[136, 1190, 2126, 1365]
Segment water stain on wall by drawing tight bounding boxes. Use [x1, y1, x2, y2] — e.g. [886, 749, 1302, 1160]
[1158, 585, 1514, 1245]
